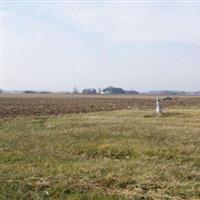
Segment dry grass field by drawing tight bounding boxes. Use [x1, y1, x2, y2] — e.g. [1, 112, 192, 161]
[0, 94, 200, 199]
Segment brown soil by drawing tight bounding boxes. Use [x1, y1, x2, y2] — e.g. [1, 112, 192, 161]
[0, 94, 200, 118]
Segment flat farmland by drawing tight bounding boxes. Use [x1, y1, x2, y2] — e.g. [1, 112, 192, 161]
[1, 94, 200, 199]
[1, 94, 200, 118]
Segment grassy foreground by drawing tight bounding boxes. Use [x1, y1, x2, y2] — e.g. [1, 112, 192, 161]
[0, 109, 200, 199]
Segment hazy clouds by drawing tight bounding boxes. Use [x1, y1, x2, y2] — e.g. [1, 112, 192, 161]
[2, 1, 200, 91]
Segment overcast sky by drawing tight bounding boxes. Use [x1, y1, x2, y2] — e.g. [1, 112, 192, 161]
[1, 1, 200, 92]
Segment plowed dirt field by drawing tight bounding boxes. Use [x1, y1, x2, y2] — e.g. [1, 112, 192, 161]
[1, 94, 200, 118]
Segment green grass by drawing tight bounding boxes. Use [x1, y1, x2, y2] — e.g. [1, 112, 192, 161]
[0, 109, 200, 199]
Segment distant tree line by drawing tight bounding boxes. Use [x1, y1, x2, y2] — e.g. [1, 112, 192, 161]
[82, 88, 97, 94]
[77, 87, 200, 95]
[24, 90, 50, 94]
[2, 88, 199, 96]
[77, 86, 139, 95]
[103, 86, 139, 95]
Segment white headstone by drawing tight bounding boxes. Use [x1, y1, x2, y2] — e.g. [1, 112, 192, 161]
[156, 97, 162, 114]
